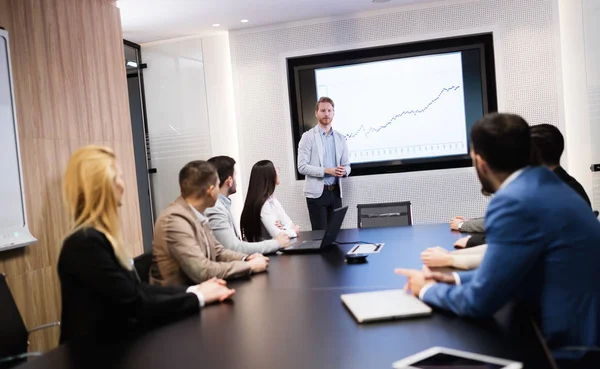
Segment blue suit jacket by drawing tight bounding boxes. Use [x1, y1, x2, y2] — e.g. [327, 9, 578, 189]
[423, 166, 600, 357]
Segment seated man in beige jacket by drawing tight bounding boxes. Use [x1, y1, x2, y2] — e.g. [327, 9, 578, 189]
[150, 160, 269, 286]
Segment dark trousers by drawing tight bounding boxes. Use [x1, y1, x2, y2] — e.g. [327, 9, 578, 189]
[306, 187, 342, 231]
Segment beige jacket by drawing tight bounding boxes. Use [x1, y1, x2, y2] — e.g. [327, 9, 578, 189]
[150, 197, 251, 286]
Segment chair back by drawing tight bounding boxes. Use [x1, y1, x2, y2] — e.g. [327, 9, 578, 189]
[0, 274, 28, 359]
[357, 202, 412, 229]
[133, 251, 153, 283]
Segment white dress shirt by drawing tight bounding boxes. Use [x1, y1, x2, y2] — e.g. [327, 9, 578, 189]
[186, 286, 205, 307]
[260, 196, 297, 239]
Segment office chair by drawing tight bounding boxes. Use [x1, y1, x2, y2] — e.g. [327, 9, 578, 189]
[357, 201, 412, 229]
[133, 250, 153, 283]
[0, 274, 59, 368]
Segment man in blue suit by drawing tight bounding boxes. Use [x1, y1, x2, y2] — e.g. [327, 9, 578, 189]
[396, 113, 600, 363]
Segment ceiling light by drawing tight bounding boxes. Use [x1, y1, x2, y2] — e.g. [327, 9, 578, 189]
[372, 0, 391, 3]
[212, 24, 220, 27]
[126, 61, 138, 68]
[240, 19, 249, 23]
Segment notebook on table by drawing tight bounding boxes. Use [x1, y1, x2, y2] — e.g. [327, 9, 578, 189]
[341, 289, 432, 323]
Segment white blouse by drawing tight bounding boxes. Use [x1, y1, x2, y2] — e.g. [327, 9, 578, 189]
[260, 196, 297, 240]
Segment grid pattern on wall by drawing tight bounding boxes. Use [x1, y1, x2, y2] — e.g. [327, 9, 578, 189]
[229, 0, 558, 229]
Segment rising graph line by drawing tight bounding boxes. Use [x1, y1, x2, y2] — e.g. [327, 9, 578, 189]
[344, 85, 461, 139]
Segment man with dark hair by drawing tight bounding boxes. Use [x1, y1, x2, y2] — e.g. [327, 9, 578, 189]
[205, 156, 290, 254]
[530, 124, 591, 206]
[448, 124, 592, 252]
[298, 97, 351, 230]
[150, 160, 269, 286]
[397, 113, 600, 363]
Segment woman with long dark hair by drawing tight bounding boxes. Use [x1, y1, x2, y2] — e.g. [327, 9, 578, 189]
[240, 160, 299, 242]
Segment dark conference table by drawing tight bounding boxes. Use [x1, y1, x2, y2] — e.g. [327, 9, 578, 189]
[18, 224, 553, 369]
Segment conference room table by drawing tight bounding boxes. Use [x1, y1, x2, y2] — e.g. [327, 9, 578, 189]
[17, 224, 553, 369]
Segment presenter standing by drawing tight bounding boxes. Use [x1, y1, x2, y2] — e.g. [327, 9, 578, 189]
[297, 97, 351, 230]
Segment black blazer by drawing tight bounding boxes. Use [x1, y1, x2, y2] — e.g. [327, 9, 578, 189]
[466, 233, 486, 248]
[58, 228, 200, 343]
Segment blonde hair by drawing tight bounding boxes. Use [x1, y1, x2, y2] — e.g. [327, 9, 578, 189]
[63, 145, 132, 270]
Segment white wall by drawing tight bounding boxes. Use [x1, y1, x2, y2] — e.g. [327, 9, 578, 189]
[581, 0, 600, 209]
[201, 33, 245, 223]
[228, 0, 561, 230]
[556, 0, 593, 205]
[142, 38, 212, 215]
[142, 34, 246, 225]
[138, 0, 597, 230]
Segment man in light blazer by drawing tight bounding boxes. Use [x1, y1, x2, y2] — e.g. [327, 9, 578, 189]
[150, 160, 269, 286]
[205, 156, 290, 254]
[397, 113, 600, 364]
[297, 96, 351, 230]
[450, 216, 485, 233]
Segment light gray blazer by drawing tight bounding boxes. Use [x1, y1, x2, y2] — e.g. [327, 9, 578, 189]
[297, 125, 351, 199]
[205, 196, 280, 254]
[461, 217, 485, 233]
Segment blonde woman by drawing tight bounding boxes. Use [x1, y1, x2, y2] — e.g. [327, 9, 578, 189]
[58, 145, 235, 343]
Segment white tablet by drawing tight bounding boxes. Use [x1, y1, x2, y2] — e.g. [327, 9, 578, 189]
[392, 347, 522, 369]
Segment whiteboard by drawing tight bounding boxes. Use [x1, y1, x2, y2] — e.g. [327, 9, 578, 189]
[0, 29, 36, 251]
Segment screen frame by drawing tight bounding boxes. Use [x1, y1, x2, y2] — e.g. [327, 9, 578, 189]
[0, 31, 26, 229]
[286, 33, 497, 179]
[0, 29, 37, 252]
[392, 346, 522, 369]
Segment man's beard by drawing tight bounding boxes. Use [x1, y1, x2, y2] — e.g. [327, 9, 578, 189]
[228, 185, 237, 196]
[476, 166, 496, 194]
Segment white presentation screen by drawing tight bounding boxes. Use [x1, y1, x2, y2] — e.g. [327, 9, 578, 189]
[0, 36, 24, 229]
[315, 52, 468, 164]
[0, 30, 36, 251]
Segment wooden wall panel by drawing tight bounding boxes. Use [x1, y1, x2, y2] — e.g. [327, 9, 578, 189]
[0, 0, 143, 352]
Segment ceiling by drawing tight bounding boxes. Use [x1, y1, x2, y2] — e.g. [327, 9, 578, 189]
[119, 0, 439, 44]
